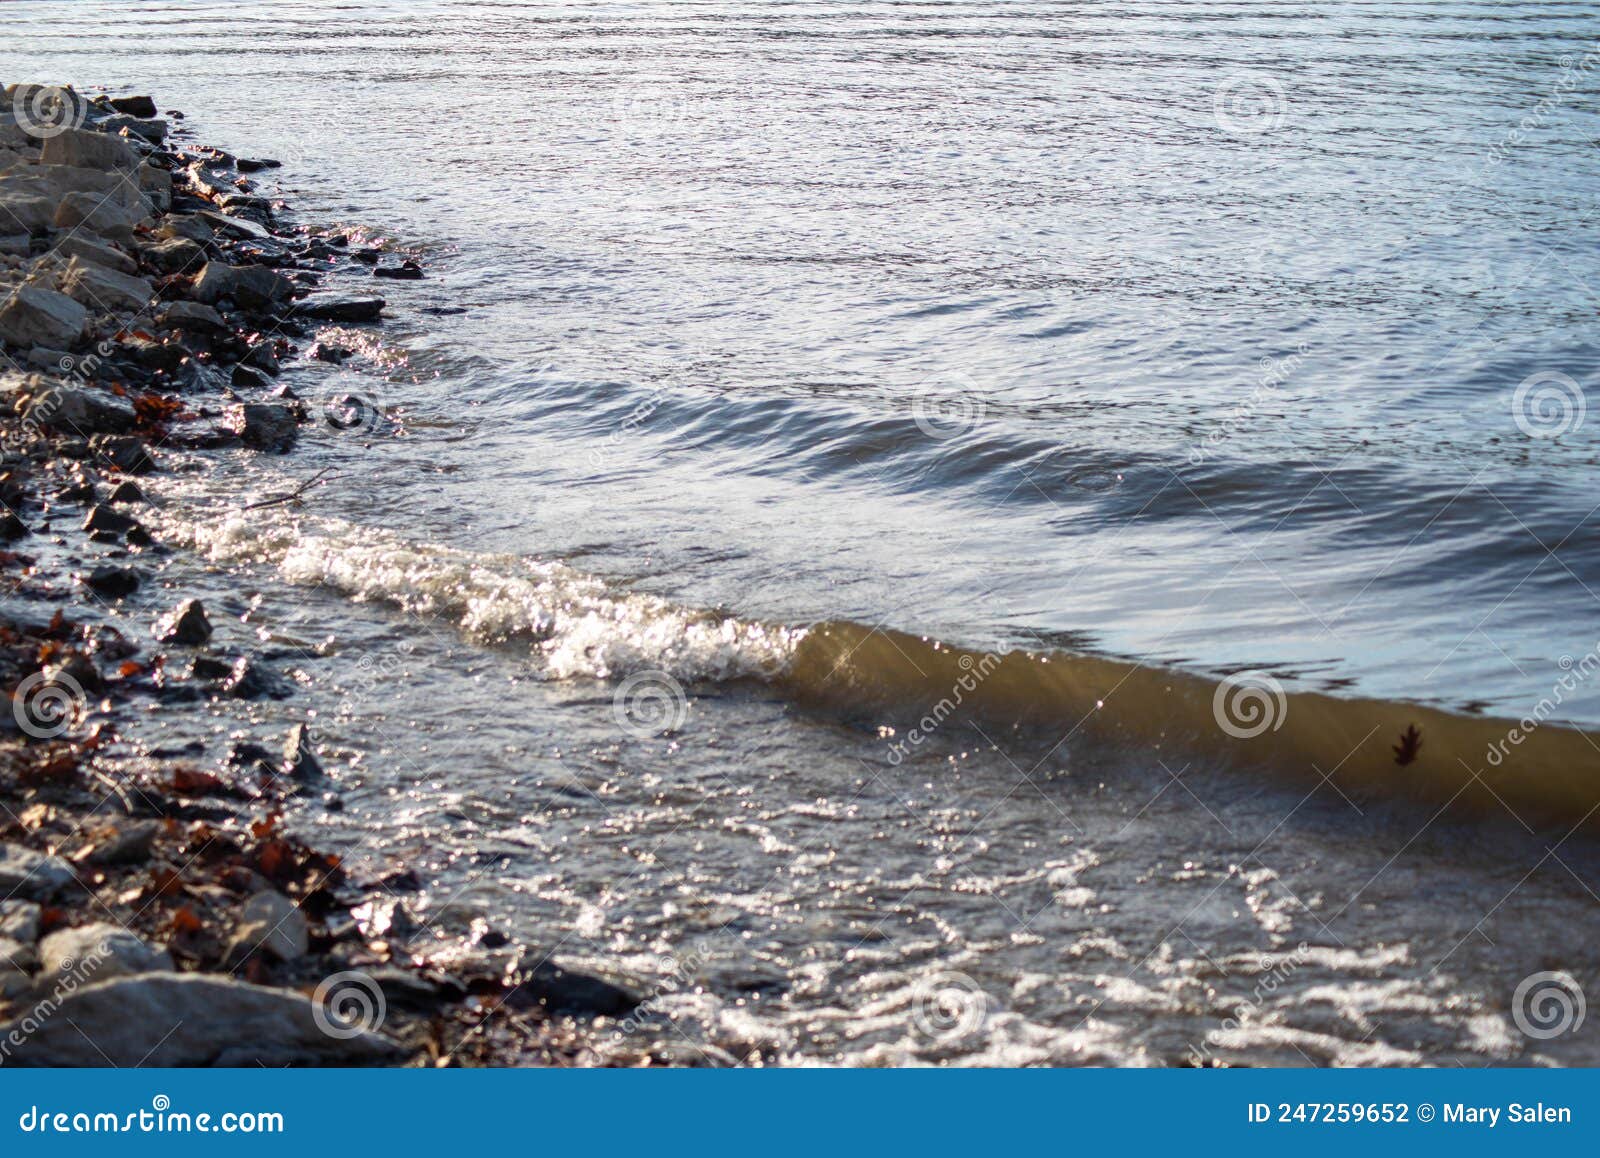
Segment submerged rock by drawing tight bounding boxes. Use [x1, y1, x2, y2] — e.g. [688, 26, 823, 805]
[152, 598, 212, 646]
[291, 293, 384, 322]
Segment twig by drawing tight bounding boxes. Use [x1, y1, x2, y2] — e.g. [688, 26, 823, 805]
[241, 467, 339, 510]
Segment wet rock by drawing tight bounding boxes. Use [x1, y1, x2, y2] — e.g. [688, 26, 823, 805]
[282, 723, 322, 779]
[108, 94, 158, 118]
[352, 896, 416, 942]
[38, 125, 139, 171]
[0, 973, 403, 1066]
[196, 209, 270, 241]
[90, 433, 155, 474]
[160, 213, 215, 244]
[243, 341, 280, 375]
[231, 363, 272, 390]
[54, 190, 142, 242]
[223, 402, 298, 452]
[373, 261, 423, 280]
[84, 564, 140, 599]
[352, 248, 380, 265]
[82, 505, 135, 537]
[0, 512, 27, 540]
[229, 890, 308, 963]
[191, 261, 292, 309]
[221, 656, 291, 700]
[13, 377, 137, 435]
[189, 654, 233, 681]
[0, 843, 75, 901]
[158, 299, 225, 332]
[152, 598, 211, 645]
[235, 157, 282, 173]
[107, 479, 144, 504]
[35, 924, 173, 991]
[291, 293, 384, 322]
[0, 285, 90, 349]
[309, 341, 350, 364]
[0, 936, 36, 975]
[0, 901, 41, 944]
[57, 255, 154, 314]
[508, 956, 642, 1016]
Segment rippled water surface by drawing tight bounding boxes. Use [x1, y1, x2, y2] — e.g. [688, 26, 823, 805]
[7, 1, 1600, 1065]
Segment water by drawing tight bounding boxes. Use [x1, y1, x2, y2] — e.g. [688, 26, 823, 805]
[6, 1, 1600, 1065]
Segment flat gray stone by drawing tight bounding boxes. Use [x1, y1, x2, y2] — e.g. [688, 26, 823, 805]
[0, 843, 74, 901]
[35, 923, 172, 990]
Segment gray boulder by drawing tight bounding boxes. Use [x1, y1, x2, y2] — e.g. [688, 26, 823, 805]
[8, 374, 136, 435]
[0, 285, 88, 349]
[53, 190, 141, 242]
[52, 233, 134, 274]
[0, 973, 403, 1066]
[0, 843, 75, 901]
[140, 235, 203, 275]
[229, 890, 309, 963]
[38, 126, 139, 172]
[35, 923, 173, 990]
[57, 256, 153, 315]
[0, 901, 41, 944]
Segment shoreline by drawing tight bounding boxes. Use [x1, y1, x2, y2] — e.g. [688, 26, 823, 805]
[0, 84, 638, 1066]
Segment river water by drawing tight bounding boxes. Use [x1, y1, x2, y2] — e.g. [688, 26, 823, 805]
[6, 1, 1600, 1065]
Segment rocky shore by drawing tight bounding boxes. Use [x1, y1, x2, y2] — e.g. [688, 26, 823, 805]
[0, 85, 639, 1066]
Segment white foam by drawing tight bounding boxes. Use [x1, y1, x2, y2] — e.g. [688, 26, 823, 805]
[159, 505, 800, 683]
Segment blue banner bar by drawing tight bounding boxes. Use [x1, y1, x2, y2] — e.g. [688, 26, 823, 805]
[0, 1070, 1592, 1155]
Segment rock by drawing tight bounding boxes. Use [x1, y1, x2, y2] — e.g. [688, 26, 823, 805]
[308, 341, 350, 364]
[0, 192, 54, 234]
[229, 890, 309, 963]
[0, 285, 89, 349]
[352, 248, 380, 265]
[137, 161, 173, 211]
[153, 599, 211, 646]
[158, 299, 224, 332]
[107, 480, 144, 504]
[231, 363, 272, 390]
[12, 376, 136, 435]
[89, 433, 155, 474]
[509, 956, 641, 1016]
[57, 255, 154, 315]
[291, 294, 385, 323]
[0, 973, 402, 1066]
[0, 937, 35, 974]
[191, 261, 291, 309]
[235, 157, 282, 173]
[0, 901, 41, 944]
[81, 820, 158, 866]
[0, 512, 27, 540]
[108, 95, 158, 118]
[221, 656, 291, 700]
[139, 235, 205, 275]
[189, 654, 233, 681]
[53, 189, 142, 242]
[35, 923, 173, 990]
[38, 125, 139, 172]
[0, 843, 75, 901]
[223, 402, 298, 451]
[196, 209, 270, 241]
[243, 341, 280, 375]
[82, 504, 136, 535]
[53, 233, 135, 274]
[0, 233, 30, 257]
[84, 564, 140, 599]
[98, 114, 166, 143]
[373, 261, 423, 280]
[283, 723, 322, 779]
[160, 213, 215, 244]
